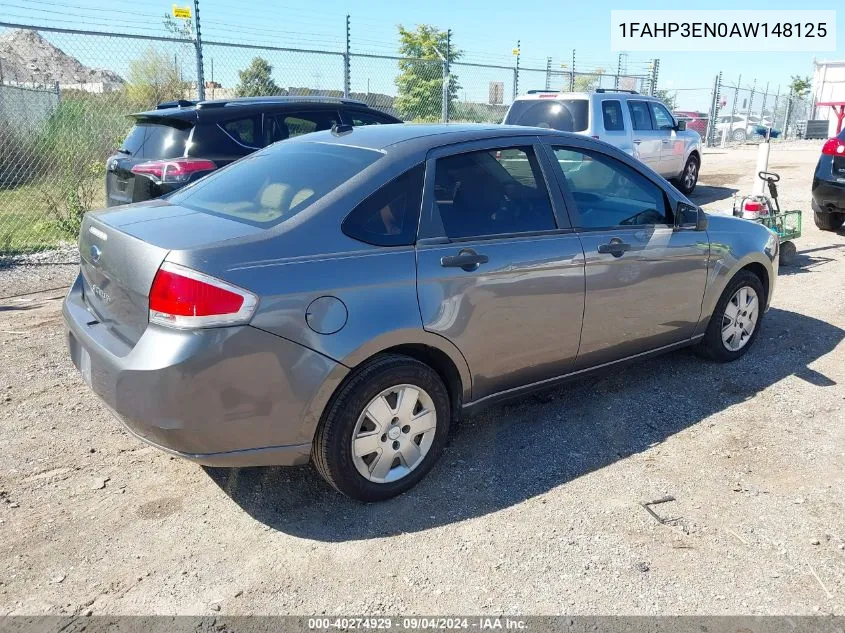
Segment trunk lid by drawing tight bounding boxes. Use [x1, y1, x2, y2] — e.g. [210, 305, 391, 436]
[79, 200, 263, 346]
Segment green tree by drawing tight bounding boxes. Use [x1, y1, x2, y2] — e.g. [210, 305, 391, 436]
[235, 57, 281, 97]
[572, 68, 604, 93]
[127, 47, 187, 108]
[789, 75, 811, 98]
[395, 24, 462, 122]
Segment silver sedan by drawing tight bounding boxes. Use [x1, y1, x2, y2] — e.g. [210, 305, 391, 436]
[64, 124, 778, 501]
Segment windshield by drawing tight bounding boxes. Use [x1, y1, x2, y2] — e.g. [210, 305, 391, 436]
[167, 142, 383, 227]
[504, 99, 589, 132]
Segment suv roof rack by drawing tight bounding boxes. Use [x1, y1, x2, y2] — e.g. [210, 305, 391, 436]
[195, 95, 369, 109]
[156, 99, 198, 109]
[595, 88, 639, 94]
[526, 89, 560, 94]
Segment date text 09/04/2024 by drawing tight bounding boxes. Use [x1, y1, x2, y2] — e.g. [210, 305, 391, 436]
[307, 617, 529, 630]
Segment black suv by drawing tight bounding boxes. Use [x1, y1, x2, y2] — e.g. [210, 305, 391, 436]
[106, 96, 402, 207]
[811, 129, 845, 232]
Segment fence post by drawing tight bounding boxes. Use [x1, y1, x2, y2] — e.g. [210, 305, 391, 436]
[512, 39, 520, 100]
[706, 72, 721, 147]
[445, 29, 451, 122]
[193, 0, 205, 100]
[343, 14, 350, 98]
[759, 81, 769, 120]
[570, 49, 576, 92]
[649, 59, 659, 96]
[784, 96, 793, 138]
[728, 74, 741, 139]
[545, 57, 551, 90]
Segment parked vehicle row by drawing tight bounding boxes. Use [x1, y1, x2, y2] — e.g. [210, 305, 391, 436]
[502, 89, 702, 194]
[67, 122, 779, 501]
[811, 129, 845, 231]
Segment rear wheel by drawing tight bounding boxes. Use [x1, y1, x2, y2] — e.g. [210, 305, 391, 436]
[732, 128, 747, 143]
[813, 210, 845, 231]
[312, 354, 450, 502]
[696, 270, 765, 362]
[676, 155, 699, 195]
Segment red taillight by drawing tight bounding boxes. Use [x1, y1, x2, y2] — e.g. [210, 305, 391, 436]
[821, 137, 845, 156]
[149, 262, 257, 329]
[743, 200, 763, 212]
[131, 158, 216, 184]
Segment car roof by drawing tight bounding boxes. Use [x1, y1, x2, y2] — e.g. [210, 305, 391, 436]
[131, 96, 383, 120]
[512, 90, 653, 102]
[287, 123, 576, 152]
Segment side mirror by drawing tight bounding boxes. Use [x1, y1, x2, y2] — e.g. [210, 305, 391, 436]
[675, 201, 707, 230]
[676, 119, 687, 132]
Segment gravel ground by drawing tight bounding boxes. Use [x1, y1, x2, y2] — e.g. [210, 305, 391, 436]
[1, 141, 844, 616]
[0, 245, 79, 300]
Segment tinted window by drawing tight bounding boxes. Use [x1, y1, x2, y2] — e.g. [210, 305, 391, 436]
[220, 117, 258, 147]
[264, 110, 340, 144]
[628, 101, 653, 131]
[649, 103, 675, 130]
[168, 142, 382, 227]
[601, 100, 625, 131]
[504, 99, 589, 132]
[434, 146, 556, 239]
[552, 147, 669, 228]
[120, 123, 191, 159]
[342, 164, 424, 246]
[346, 110, 396, 126]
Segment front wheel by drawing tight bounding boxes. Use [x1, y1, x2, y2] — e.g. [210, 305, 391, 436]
[732, 128, 747, 143]
[696, 270, 765, 362]
[312, 354, 451, 502]
[676, 155, 699, 195]
[813, 210, 845, 232]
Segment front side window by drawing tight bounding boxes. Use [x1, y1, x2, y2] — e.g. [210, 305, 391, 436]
[628, 101, 653, 131]
[601, 100, 625, 131]
[168, 142, 382, 227]
[551, 147, 669, 229]
[649, 102, 676, 130]
[434, 146, 556, 239]
[342, 164, 424, 246]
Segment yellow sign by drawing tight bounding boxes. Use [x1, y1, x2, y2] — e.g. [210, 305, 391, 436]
[172, 5, 192, 19]
[512, 48, 520, 56]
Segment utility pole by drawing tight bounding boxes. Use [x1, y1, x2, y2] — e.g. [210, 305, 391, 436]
[343, 14, 351, 98]
[193, 0, 205, 100]
[649, 59, 660, 96]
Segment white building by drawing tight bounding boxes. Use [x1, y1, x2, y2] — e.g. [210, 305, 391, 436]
[812, 59, 845, 136]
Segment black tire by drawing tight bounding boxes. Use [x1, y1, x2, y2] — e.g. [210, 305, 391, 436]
[312, 354, 451, 502]
[813, 210, 845, 232]
[696, 270, 765, 362]
[732, 128, 747, 143]
[779, 240, 797, 266]
[676, 155, 699, 195]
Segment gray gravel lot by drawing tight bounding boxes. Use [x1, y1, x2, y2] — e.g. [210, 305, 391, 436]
[1, 141, 843, 616]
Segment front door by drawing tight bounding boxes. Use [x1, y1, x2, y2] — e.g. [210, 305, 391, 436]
[546, 144, 710, 369]
[649, 101, 685, 176]
[415, 140, 586, 401]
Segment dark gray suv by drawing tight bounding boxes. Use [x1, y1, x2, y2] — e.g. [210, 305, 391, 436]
[105, 96, 401, 207]
[66, 124, 778, 501]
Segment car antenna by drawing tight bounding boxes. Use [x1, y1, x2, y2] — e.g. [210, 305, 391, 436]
[331, 122, 354, 136]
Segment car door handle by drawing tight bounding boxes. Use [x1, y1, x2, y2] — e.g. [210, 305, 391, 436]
[662, 139, 671, 144]
[440, 249, 489, 271]
[598, 240, 631, 257]
[633, 139, 642, 144]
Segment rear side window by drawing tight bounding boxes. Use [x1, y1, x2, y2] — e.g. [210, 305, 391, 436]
[601, 100, 625, 131]
[342, 164, 424, 246]
[264, 111, 340, 144]
[628, 101, 653, 131]
[168, 142, 382, 227]
[220, 117, 258, 148]
[504, 99, 589, 132]
[120, 122, 191, 159]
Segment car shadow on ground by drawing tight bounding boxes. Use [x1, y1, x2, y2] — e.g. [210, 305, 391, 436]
[205, 307, 842, 541]
[689, 185, 738, 206]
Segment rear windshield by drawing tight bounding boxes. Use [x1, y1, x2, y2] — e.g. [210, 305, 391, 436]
[504, 99, 589, 132]
[121, 122, 192, 159]
[167, 142, 383, 227]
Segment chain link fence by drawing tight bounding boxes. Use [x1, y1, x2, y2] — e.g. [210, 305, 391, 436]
[0, 18, 817, 297]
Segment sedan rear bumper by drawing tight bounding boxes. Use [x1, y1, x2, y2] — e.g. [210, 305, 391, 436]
[811, 178, 845, 213]
[63, 274, 347, 466]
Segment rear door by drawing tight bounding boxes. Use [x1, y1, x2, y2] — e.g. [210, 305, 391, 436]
[544, 141, 709, 369]
[626, 100, 661, 172]
[649, 101, 684, 176]
[415, 137, 585, 401]
[597, 99, 632, 154]
[106, 118, 193, 206]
